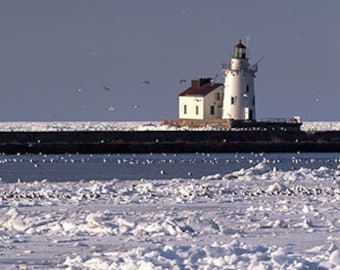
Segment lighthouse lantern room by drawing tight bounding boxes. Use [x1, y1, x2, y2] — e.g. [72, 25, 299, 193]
[222, 40, 258, 121]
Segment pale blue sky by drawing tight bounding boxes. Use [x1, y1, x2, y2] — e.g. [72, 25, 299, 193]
[0, 1, 339, 121]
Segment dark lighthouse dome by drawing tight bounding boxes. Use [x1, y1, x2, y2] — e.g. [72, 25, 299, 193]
[233, 40, 247, 59]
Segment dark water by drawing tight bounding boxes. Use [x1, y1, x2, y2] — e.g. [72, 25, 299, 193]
[0, 153, 339, 183]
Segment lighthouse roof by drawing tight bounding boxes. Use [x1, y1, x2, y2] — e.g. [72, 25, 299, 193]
[235, 40, 246, 49]
[179, 79, 223, 97]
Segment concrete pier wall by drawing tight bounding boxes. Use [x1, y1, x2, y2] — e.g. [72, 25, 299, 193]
[0, 130, 339, 154]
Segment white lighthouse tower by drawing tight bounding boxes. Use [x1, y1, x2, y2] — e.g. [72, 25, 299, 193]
[222, 40, 258, 121]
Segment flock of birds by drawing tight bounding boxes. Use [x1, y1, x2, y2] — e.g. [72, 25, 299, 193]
[76, 77, 191, 115]
[1, 178, 339, 203]
[0, 189, 100, 201]
[75, 71, 323, 116]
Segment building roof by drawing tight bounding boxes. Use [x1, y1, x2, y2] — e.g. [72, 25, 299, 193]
[179, 82, 223, 97]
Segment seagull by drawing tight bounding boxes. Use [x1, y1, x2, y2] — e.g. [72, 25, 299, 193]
[107, 106, 115, 111]
[103, 86, 111, 91]
[315, 97, 322, 105]
[209, 74, 219, 83]
[132, 105, 140, 109]
[142, 80, 151, 85]
[179, 79, 187, 84]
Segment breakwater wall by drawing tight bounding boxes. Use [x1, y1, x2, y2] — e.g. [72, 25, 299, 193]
[0, 130, 339, 154]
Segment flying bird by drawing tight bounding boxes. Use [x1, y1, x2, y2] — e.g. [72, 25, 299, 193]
[179, 79, 187, 84]
[142, 80, 151, 85]
[315, 97, 321, 103]
[103, 86, 111, 91]
[132, 105, 140, 109]
[107, 106, 115, 111]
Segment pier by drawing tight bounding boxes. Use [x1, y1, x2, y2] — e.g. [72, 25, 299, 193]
[0, 129, 339, 154]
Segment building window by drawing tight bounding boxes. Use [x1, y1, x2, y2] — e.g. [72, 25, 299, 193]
[216, 92, 221, 101]
[231, 96, 235, 105]
[246, 85, 249, 92]
[210, 105, 215, 115]
[195, 105, 199, 115]
[184, 105, 187, 114]
[252, 97, 255, 105]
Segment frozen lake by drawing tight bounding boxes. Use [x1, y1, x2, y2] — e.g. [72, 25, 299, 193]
[0, 152, 340, 269]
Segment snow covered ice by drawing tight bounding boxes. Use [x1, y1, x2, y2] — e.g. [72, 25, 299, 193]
[0, 154, 340, 269]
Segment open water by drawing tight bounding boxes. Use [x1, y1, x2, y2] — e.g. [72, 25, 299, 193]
[0, 152, 339, 183]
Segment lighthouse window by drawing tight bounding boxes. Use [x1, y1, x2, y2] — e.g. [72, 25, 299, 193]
[184, 105, 187, 114]
[195, 105, 199, 115]
[246, 85, 249, 92]
[252, 97, 255, 105]
[210, 105, 215, 115]
[231, 97, 235, 105]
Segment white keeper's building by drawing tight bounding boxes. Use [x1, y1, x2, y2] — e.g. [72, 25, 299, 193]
[178, 78, 224, 120]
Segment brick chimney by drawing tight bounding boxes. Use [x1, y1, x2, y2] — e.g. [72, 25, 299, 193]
[191, 78, 211, 88]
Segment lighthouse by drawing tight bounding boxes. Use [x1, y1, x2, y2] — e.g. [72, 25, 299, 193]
[222, 40, 258, 121]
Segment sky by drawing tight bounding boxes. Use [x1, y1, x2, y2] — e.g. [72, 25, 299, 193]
[0, 1, 339, 121]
